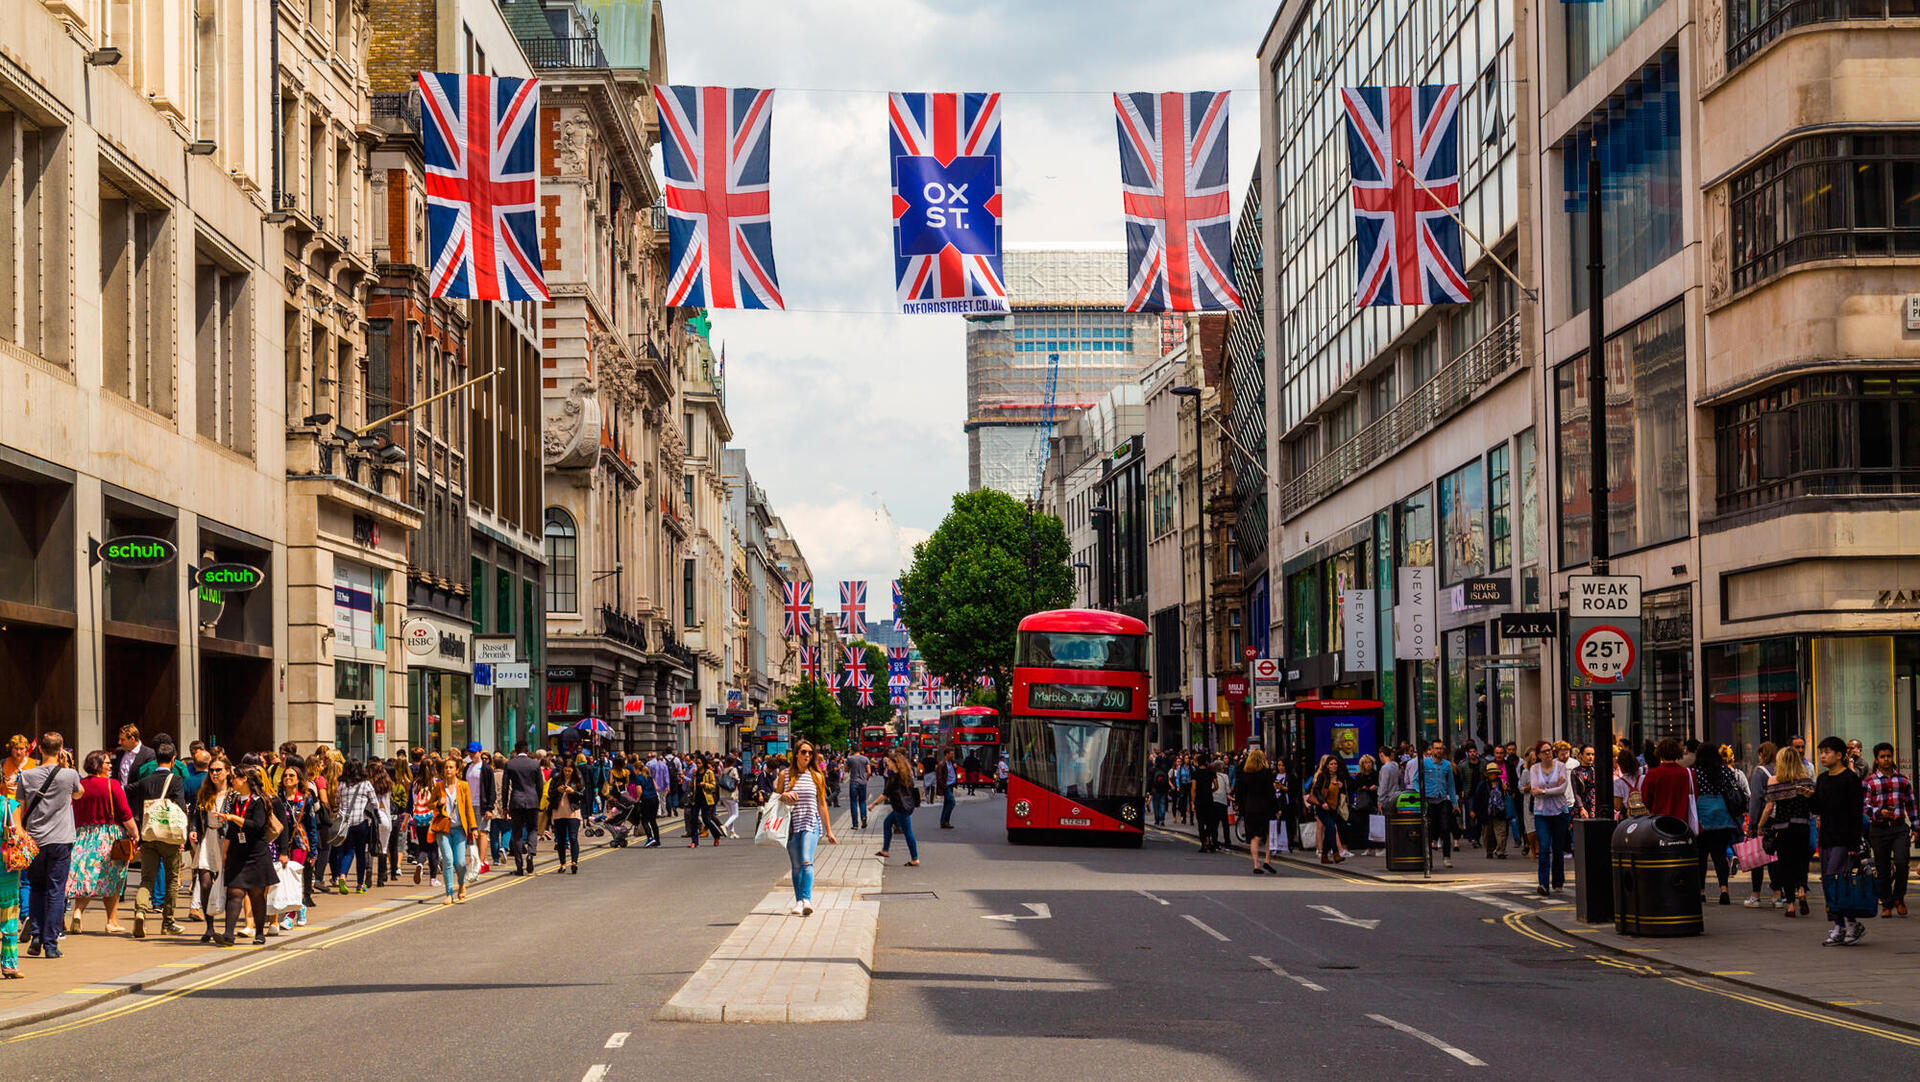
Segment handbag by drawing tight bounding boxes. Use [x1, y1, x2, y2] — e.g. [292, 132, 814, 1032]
[1299, 820, 1319, 850]
[754, 803, 791, 847]
[1734, 834, 1775, 869]
[1823, 854, 1879, 919]
[1367, 813, 1387, 844]
[1695, 789, 1737, 832]
[109, 835, 138, 864]
[268, 860, 304, 914]
[1, 820, 37, 872]
[141, 772, 188, 846]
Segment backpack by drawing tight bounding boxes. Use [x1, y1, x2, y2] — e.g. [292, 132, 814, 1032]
[1484, 784, 1508, 820]
[1623, 775, 1650, 818]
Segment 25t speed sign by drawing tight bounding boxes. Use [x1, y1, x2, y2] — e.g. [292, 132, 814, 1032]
[1575, 625, 1635, 683]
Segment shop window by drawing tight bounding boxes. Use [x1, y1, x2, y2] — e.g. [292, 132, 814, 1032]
[1714, 373, 1920, 513]
[1704, 637, 1800, 771]
[544, 508, 577, 613]
[1488, 443, 1511, 571]
[1287, 567, 1320, 660]
[1438, 458, 1486, 585]
[1396, 489, 1433, 569]
[1729, 131, 1920, 293]
[1811, 636, 1899, 762]
[1555, 302, 1689, 565]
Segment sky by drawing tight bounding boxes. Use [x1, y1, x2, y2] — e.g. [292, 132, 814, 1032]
[659, 0, 1274, 611]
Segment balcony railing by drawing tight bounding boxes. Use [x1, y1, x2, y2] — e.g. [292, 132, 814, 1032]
[1279, 313, 1521, 520]
[600, 604, 647, 650]
[524, 36, 607, 70]
[369, 91, 420, 132]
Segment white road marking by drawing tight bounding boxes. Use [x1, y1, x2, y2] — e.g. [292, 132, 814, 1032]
[1468, 894, 1534, 913]
[981, 902, 1051, 922]
[1136, 889, 1170, 906]
[1182, 914, 1230, 941]
[1366, 1013, 1487, 1067]
[1251, 955, 1327, 992]
[581, 1067, 611, 1082]
[604, 1033, 629, 1049]
[1308, 904, 1382, 930]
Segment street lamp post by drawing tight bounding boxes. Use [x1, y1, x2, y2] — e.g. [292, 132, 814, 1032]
[1171, 384, 1210, 754]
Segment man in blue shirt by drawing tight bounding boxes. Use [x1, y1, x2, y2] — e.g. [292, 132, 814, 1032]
[1415, 741, 1460, 868]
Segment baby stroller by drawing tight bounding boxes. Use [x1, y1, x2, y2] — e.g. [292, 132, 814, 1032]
[597, 788, 639, 847]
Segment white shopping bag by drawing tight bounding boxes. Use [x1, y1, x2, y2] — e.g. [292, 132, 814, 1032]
[1300, 820, 1318, 851]
[754, 804, 790, 847]
[1268, 820, 1289, 853]
[1367, 814, 1387, 844]
[268, 861, 304, 915]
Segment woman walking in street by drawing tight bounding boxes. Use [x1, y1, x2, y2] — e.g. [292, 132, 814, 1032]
[273, 764, 314, 931]
[215, 766, 276, 946]
[1758, 747, 1816, 917]
[633, 759, 661, 848]
[777, 740, 837, 916]
[2, 784, 24, 977]
[1234, 748, 1278, 874]
[1693, 743, 1744, 905]
[330, 760, 376, 894]
[367, 760, 395, 888]
[1308, 755, 1346, 864]
[1350, 755, 1380, 854]
[546, 759, 584, 874]
[65, 750, 137, 935]
[1744, 741, 1781, 907]
[1527, 742, 1573, 896]
[187, 761, 230, 942]
[719, 757, 743, 838]
[433, 758, 480, 900]
[873, 752, 920, 866]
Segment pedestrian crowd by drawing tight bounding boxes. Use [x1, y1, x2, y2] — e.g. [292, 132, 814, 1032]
[1143, 731, 1913, 947]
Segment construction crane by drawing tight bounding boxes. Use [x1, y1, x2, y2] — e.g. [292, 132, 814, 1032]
[1031, 350, 1061, 500]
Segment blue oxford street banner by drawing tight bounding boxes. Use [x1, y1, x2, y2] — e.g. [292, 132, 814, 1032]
[889, 92, 1009, 314]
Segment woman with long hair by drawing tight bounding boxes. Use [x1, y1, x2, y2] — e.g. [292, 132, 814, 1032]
[776, 741, 837, 915]
[1307, 755, 1346, 864]
[871, 751, 920, 867]
[1233, 748, 1278, 874]
[433, 758, 480, 901]
[1350, 754, 1380, 854]
[273, 764, 314, 932]
[65, 750, 138, 935]
[187, 760, 230, 942]
[366, 760, 395, 888]
[545, 759, 584, 874]
[330, 759, 376, 894]
[1693, 744, 1743, 905]
[1744, 741, 1780, 907]
[1758, 747, 1816, 917]
[214, 766, 276, 946]
[1, 782, 25, 977]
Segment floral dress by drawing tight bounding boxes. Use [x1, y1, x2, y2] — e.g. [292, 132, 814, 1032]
[2, 792, 22, 971]
[67, 776, 132, 900]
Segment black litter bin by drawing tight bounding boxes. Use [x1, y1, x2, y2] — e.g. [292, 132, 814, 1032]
[1384, 793, 1426, 873]
[1610, 815, 1702, 937]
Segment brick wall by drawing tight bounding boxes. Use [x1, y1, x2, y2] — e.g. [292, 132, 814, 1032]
[366, 0, 439, 94]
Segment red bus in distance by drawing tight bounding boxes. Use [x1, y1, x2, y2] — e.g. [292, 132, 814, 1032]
[939, 705, 1000, 787]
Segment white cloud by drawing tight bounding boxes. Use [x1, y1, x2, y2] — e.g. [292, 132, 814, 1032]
[664, 0, 1272, 593]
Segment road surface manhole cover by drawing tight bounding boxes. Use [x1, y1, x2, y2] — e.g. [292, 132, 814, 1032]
[862, 891, 938, 901]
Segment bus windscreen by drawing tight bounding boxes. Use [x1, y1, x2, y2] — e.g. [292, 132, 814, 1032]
[1016, 631, 1145, 672]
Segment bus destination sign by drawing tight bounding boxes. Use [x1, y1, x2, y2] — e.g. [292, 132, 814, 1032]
[1027, 682, 1132, 713]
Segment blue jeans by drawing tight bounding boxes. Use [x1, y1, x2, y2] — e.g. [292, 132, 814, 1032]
[27, 842, 72, 947]
[883, 810, 918, 860]
[848, 783, 868, 828]
[787, 828, 819, 902]
[435, 831, 470, 895]
[1536, 812, 1571, 890]
[941, 789, 956, 826]
[489, 820, 511, 862]
[1152, 792, 1169, 824]
[552, 818, 580, 865]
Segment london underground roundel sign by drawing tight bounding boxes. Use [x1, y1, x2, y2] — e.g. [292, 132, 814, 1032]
[1575, 625, 1634, 683]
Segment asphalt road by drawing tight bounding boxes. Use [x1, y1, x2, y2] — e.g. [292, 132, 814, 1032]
[6, 794, 1920, 1080]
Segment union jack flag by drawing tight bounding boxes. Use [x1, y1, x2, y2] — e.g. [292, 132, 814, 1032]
[799, 645, 819, 681]
[889, 93, 1007, 314]
[976, 674, 994, 689]
[856, 673, 876, 708]
[843, 646, 866, 683]
[1340, 85, 1471, 307]
[889, 672, 910, 690]
[891, 580, 906, 630]
[927, 674, 943, 690]
[839, 581, 867, 637]
[782, 581, 813, 638]
[1114, 91, 1240, 312]
[654, 86, 784, 310]
[417, 73, 548, 301]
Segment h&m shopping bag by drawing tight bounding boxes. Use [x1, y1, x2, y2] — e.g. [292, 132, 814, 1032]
[755, 804, 791, 847]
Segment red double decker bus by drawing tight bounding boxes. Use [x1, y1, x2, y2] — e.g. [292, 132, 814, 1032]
[1005, 609, 1149, 846]
[939, 706, 1000, 787]
[859, 725, 889, 757]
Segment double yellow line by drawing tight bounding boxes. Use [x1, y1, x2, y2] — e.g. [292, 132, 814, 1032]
[2, 831, 645, 1044]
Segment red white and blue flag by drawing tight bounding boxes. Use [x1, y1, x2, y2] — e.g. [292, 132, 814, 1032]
[891, 580, 906, 630]
[654, 86, 784, 310]
[856, 674, 876, 708]
[783, 581, 814, 638]
[839, 581, 867, 637]
[417, 73, 548, 301]
[799, 645, 818, 681]
[1340, 84, 1471, 307]
[1113, 91, 1240, 312]
[976, 674, 994, 689]
[889, 92, 1007, 314]
[842, 645, 866, 683]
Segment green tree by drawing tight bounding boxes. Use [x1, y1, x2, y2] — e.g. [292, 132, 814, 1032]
[899, 489, 1074, 702]
[836, 642, 895, 734]
[776, 677, 848, 749]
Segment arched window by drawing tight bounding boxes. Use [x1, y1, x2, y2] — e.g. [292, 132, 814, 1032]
[545, 508, 577, 613]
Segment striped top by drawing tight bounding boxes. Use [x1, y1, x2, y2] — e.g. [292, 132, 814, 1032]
[787, 770, 822, 834]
